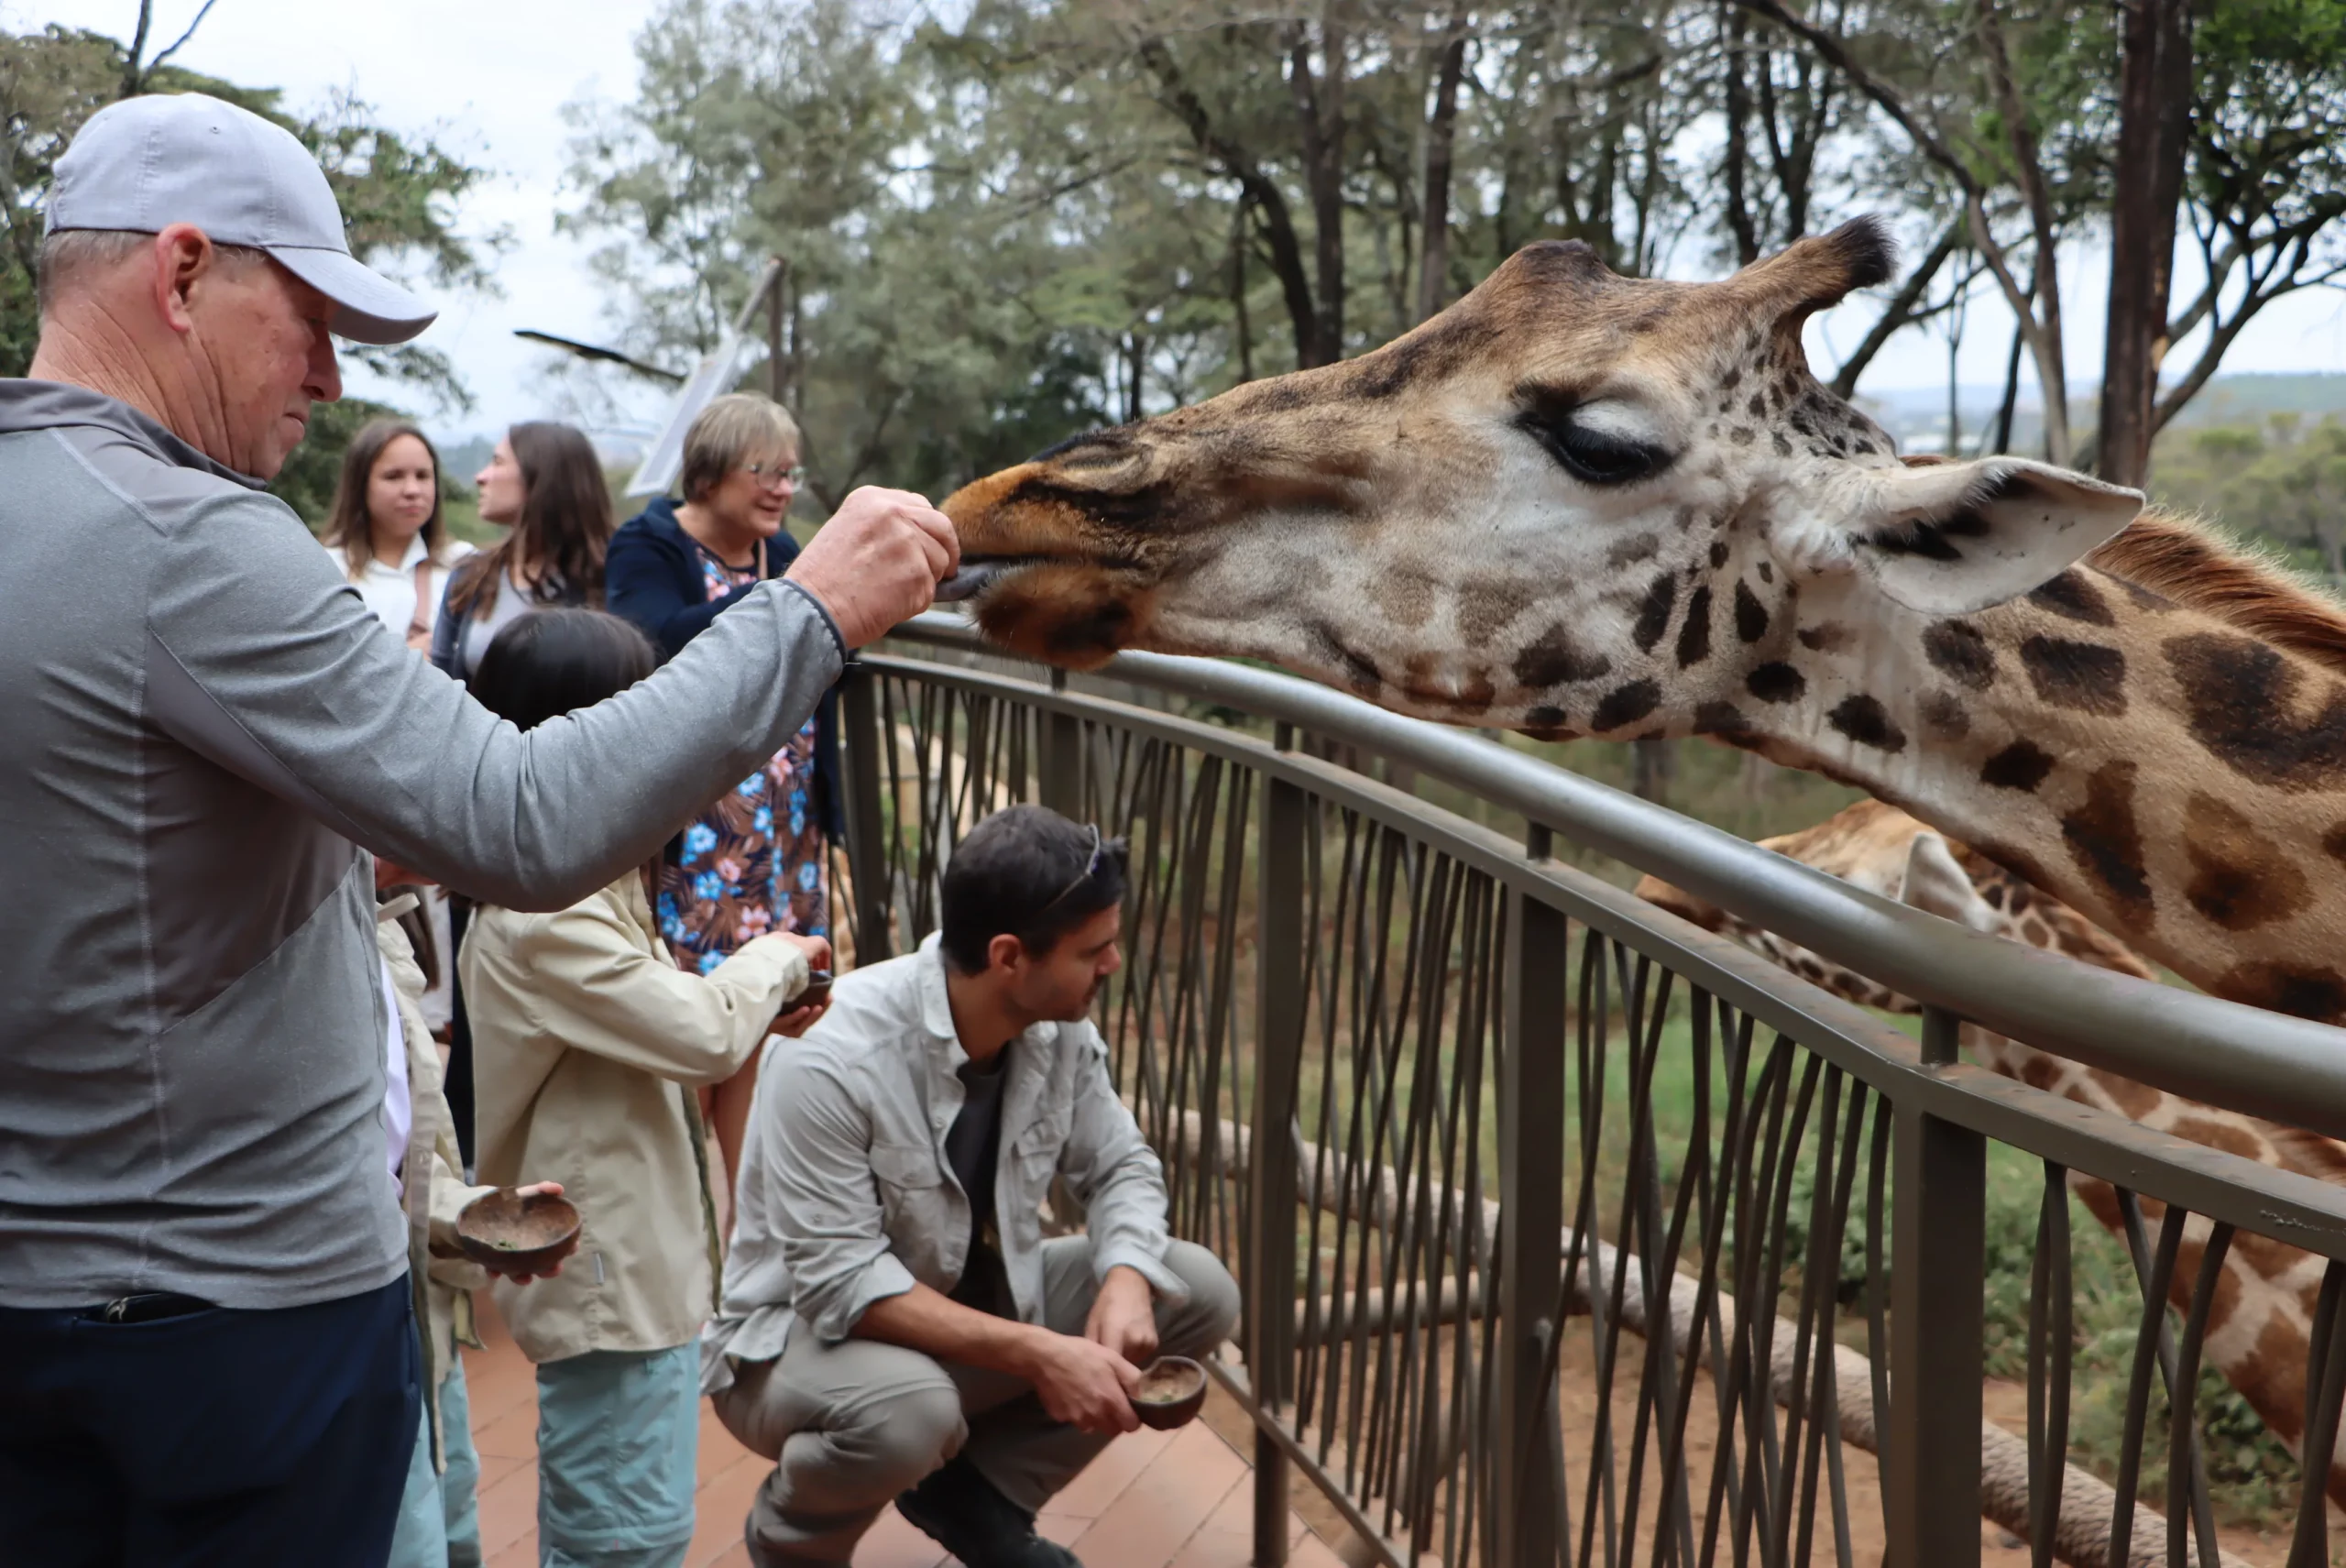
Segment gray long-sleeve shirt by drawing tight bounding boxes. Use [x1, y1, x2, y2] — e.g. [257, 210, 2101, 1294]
[0, 381, 846, 1310]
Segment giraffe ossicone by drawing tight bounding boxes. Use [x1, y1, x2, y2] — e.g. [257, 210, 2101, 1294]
[942, 217, 2346, 1024]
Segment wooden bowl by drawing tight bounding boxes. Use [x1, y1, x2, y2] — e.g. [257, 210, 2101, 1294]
[455, 1188, 580, 1276]
[1131, 1354, 1208, 1431]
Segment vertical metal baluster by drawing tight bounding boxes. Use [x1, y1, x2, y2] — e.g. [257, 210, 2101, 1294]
[1886, 1006, 1984, 1568]
[1497, 846, 1568, 1568]
[2286, 1262, 2346, 1568]
[2167, 1223, 2232, 1568]
[1041, 667, 1078, 815]
[838, 663, 893, 963]
[2106, 1200, 2186, 1568]
[1248, 751, 1308, 1567]
[2110, 1189, 2220, 1560]
[2025, 1163, 2071, 1568]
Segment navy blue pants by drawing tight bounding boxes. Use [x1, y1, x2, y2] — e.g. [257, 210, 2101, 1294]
[0, 1274, 420, 1568]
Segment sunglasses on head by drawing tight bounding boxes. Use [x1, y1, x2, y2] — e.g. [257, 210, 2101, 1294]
[1036, 824, 1104, 914]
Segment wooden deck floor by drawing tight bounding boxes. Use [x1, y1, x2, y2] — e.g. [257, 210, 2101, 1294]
[461, 1299, 1351, 1568]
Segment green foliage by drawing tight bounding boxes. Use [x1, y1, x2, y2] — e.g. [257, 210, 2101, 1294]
[2149, 414, 2346, 581]
[0, 17, 497, 409]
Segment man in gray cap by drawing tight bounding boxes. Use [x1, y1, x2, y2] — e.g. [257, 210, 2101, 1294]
[0, 92, 956, 1565]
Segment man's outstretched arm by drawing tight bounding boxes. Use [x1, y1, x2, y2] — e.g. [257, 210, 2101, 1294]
[150, 486, 955, 911]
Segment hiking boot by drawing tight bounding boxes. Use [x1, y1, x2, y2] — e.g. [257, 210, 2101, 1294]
[895, 1456, 1083, 1568]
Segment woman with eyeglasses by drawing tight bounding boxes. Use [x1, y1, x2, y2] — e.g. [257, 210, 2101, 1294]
[608, 392, 844, 1190]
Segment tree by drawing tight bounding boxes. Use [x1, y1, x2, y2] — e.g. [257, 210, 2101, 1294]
[0, 8, 499, 514]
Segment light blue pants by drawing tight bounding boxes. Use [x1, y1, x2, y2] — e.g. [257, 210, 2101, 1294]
[387, 1356, 484, 1568]
[535, 1340, 700, 1568]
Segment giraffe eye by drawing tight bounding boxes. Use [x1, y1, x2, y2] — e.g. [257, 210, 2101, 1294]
[1513, 401, 1672, 488]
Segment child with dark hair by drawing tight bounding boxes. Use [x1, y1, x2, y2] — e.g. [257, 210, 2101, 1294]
[458, 609, 832, 1568]
[706, 804, 1239, 1568]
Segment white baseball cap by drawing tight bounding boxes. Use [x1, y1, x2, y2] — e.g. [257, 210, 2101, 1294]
[45, 93, 436, 345]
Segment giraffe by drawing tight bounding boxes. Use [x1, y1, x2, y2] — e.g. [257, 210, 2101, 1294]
[936, 216, 2346, 1025]
[1632, 798, 2346, 1511]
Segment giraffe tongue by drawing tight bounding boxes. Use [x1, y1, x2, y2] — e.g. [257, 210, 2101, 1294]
[934, 558, 1024, 603]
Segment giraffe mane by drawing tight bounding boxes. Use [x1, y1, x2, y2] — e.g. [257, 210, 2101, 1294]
[2088, 510, 2346, 680]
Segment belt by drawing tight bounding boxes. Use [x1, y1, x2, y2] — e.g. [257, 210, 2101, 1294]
[82, 1291, 214, 1325]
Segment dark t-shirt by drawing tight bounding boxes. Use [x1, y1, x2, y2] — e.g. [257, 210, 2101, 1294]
[945, 1046, 1013, 1313]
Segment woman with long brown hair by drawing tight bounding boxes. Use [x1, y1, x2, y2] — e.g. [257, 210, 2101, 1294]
[320, 419, 473, 652]
[429, 421, 615, 685]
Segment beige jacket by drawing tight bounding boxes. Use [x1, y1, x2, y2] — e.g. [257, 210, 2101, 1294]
[377, 900, 496, 1469]
[462, 872, 809, 1365]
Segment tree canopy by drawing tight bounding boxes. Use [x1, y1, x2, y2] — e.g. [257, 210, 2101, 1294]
[560, 0, 2346, 510]
[0, 7, 498, 517]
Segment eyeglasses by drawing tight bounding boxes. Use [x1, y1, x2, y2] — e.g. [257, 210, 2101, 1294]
[1036, 825, 1104, 914]
[741, 460, 806, 488]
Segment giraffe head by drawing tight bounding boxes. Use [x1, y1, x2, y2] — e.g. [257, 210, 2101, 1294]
[940, 217, 2143, 734]
[1633, 798, 2159, 1010]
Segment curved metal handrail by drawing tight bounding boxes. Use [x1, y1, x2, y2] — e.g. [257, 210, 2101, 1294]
[881, 611, 2346, 1141]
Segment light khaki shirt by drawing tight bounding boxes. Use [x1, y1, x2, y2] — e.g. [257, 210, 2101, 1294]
[703, 933, 1183, 1395]
[462, 873, 809, 1365]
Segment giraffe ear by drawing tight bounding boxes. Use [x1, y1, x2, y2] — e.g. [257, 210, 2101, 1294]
[1838, 458, 2143, 617]
[1897, 833, 1999, 932]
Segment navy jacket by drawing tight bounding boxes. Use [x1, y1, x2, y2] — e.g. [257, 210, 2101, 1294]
[608, 498, 846, 841]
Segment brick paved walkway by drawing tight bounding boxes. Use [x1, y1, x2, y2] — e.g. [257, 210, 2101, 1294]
[461, 1299, 1350, 1568]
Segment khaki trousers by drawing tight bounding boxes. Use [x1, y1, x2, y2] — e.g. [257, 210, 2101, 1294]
[711, 1238, 1239, 1567]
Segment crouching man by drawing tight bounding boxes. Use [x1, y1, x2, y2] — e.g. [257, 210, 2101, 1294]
[706, 805, 1241, 1568]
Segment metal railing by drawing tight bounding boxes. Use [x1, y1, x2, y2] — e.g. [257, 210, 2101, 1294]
[835, 613, 2346, 1568]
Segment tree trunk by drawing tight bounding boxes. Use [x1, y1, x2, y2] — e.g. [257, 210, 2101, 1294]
[1295, 22, 1351, 368]
[1720, 5, 1762, 266]
[1630, 738, 1674, 805]
[1416, 16, 1468, 323]
[2099, 0, 2195, 488]
[1230, 200, 1255, 384]
[1287, 21, 1348, 366]
[1975, 0, 2071, 466]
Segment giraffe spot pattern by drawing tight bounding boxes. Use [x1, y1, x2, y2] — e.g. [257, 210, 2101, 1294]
[2027, 571, 2115, 626]
[1525, 704, 1569, 731]
[1797, 622, 1855, 653]
[1591, 680, 1662, 732]
[2165, 632, 2346, 793]
[2020, 636, 2129, 717]
[1369, 570, 1437, 630]
[2214, 960, 2346, 1024]
[2329, 822, 2346, 864]
[1457, 581, 1535, 645]
[1675, 586, 1713, 668]
[1980, 740, 2056, 792]
[1922, 620, 1996, 691]
[1919, 691, 1968, 740]
[1606, 533, 1661, 568]
[1757, 562, 1774, 584]
[1747, 663, 1805, 704]
[1513, 624, 1613, 688]
[1826, 695, 1906, 752]
[2061, 762, 2154, 922]
[1632, 572, 1675, 653]
[1693, 701, 1748, 735]
[1708, 541, 1729, 569]
[2182, 791, 2312, 931]
[2019, 917, 2052, 946]
[1733, 581, 1770, 643]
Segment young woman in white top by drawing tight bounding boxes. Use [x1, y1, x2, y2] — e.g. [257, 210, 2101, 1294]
[323, 421, 479, 1042]
[320, 420, 476, 652]
[431, 422, 616, 685]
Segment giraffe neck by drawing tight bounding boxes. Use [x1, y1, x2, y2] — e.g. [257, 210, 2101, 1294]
[1716, 565, 2346, 1020]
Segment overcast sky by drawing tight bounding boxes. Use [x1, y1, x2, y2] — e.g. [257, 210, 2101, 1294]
[12, 0, 2346, 453]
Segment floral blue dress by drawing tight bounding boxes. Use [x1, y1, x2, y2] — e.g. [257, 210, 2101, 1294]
[657, 547, 828, 972]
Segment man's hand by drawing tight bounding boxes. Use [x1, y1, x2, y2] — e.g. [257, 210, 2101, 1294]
[1083, 1266, 1159, 1367]
[785, 487, 958, 648]
[768, 933, 833, 1036]
[481, 1181, 576, 1285]
[1018, 1329, 1142, 1435]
